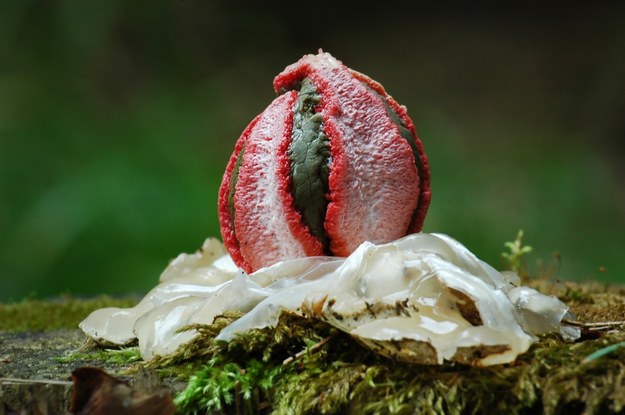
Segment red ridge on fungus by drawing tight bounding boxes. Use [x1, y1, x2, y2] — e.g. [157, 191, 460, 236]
[349, 68, 431, 234]
[218, 115, 261, 273]
[275, 52, 422, 256]
[233, 92, 323, 272]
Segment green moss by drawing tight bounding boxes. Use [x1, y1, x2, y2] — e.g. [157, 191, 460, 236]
[133, 301, 621, 415]
[0, 295, 138, 332]
[174, 358, 285, 413]
[56, 346, 142, 365]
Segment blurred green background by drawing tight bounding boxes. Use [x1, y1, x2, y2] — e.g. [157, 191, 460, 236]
[1, 2, 624, 301]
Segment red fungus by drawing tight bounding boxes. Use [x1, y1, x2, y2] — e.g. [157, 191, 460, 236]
[218, 51, 430, 273]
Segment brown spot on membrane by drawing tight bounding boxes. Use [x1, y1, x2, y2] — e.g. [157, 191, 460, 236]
[446, 287, 484, 326]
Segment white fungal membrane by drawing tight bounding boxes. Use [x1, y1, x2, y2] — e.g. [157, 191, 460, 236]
[80, 233, 579, 366]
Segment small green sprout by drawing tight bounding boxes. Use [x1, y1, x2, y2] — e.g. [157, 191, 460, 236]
[582, 341, 625, 364]
[501, 230, 533, 274]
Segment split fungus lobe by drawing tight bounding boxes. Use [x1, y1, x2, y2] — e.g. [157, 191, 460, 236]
[218, 51, 431, 273]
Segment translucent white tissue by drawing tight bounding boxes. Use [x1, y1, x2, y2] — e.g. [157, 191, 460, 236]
[80, 233, 579, 365]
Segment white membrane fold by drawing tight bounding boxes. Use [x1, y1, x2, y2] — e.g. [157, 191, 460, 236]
[80, 233, 579, 365]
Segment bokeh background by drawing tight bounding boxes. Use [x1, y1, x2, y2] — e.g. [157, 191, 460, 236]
[1, 2, 624, 301]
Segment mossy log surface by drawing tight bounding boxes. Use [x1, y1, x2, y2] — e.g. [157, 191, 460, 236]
[1, 281, 625, 415]
[0, 297, 183, 414]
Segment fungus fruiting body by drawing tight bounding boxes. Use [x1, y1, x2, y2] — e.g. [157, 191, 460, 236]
[80, 52, 579, 369]
[218, 51, 431, 273]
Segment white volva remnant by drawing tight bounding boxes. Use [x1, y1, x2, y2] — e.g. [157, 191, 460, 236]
[80, 233, 580, 366]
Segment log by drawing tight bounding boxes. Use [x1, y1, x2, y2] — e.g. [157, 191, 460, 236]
[2, 280, 625, 414]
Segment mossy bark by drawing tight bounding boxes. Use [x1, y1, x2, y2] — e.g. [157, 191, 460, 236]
[1, 281, 625, 415]
[0, 297, 182, 414]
